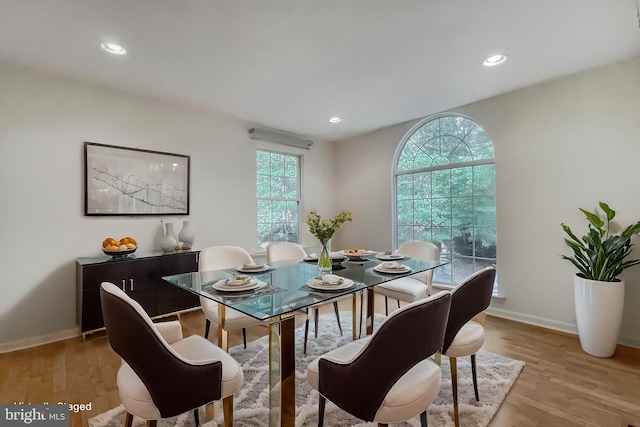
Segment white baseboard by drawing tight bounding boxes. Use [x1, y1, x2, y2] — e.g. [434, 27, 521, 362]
[3, 307, 639, 353]
[487, 306, 640, 350]
[0, 328, 79, 354]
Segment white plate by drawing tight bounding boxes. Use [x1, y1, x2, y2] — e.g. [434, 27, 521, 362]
[373, 265, 412, 274]
[307, 278, 355, 291]
[339, 249, 376, 259]
[376, 253, 405, 260]
[236, 264, 270, 273]
[212, 279, 267, 292]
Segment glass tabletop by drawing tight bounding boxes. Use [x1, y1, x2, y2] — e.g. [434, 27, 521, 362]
[162, 257, 449, 321]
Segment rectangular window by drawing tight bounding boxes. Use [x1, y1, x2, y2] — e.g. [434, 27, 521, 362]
[257, 150, 300, 247]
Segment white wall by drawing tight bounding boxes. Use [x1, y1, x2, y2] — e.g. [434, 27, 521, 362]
[334, 57, 640, 348]
[0, 64, 335, 344]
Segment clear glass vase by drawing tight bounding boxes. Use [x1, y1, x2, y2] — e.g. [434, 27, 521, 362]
[317, 238, 332, 275]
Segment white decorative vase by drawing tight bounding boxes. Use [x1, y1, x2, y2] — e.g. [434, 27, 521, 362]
[178, 220, 194, 250]
[574, 274, 625, 357]
[160, 222, 178, 252]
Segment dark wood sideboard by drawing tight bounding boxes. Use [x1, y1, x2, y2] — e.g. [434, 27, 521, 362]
[76, 250, 200, 336]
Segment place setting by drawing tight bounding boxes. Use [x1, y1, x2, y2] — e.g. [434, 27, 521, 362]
[207, 275, 269, 293]
[373, 260, 413, 274]
[301, 273, 358, 293]
[375, 251, 407, 261]
[234, 262, 273, 273]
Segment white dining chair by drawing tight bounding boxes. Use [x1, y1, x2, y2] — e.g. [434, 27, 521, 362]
[375, 240, 440, 315]
[266, 241, 356, 353]
[199, 245, 268, 351]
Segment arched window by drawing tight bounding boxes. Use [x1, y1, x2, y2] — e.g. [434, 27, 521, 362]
[393, 114, 497, 288]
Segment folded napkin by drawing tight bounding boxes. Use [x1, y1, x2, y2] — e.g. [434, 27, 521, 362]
[381, 261, 402, 269]
[225, 276, 250, 286]
[321, 274, 344, 285]
[241, 263, 265, 270]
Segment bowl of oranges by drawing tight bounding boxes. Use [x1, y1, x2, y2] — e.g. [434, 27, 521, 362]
[102, 236, 137, 258]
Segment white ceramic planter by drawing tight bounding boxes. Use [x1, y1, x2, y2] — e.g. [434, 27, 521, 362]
[574, 274, 625, 357]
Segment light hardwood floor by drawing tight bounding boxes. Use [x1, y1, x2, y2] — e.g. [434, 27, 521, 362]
[1, 295, 639, 427]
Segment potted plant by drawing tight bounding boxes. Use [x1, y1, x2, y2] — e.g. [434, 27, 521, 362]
[561, 202, 640, 357]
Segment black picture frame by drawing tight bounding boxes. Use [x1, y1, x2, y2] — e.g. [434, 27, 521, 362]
[84, 142, 190, 216]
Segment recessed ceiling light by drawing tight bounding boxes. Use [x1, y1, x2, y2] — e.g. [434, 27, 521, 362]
[328, 117, 342, 123]
[483, 54, 508, 67]
[101, 42, 127, 55]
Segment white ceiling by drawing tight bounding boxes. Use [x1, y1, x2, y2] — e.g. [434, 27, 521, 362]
[1, 1, 639, 142]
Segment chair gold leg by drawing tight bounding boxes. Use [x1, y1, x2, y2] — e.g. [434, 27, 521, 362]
[451, 357, 459, 427]
[434, 352, 441, 365]
[222, 395, 233, 427]
[146, 421, 157, 427]
[125, 412, 134, 427]
[205, 402, 215, 422]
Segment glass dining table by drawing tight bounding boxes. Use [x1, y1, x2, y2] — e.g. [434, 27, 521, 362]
[162, 255, 449, 427]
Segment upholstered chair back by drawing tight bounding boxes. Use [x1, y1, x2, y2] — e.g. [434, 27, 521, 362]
[442, 267, 496, 354]
[100, 282, 222, 418]
[318, 291, 451, 421]
[398, 240, 440, 286]
[266, 241, 307, 264]
[199, 245, 254, 271]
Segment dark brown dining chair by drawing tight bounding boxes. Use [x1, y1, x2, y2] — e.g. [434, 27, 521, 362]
[100, 282, 244, 427]
[307, 291, 452, 427]
[439, 266, 496, 427]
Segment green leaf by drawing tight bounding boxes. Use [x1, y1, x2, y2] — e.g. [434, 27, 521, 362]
[580, 208, 604, 230]
[599, 202, 615, 221]
[561, 202, 640, 281]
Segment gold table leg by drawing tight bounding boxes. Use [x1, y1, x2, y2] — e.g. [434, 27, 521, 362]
[351, 293, 357, 341]
[218, 303, 229, 352]
[365, 287, 375, 335]
[268, 313, 296, 427]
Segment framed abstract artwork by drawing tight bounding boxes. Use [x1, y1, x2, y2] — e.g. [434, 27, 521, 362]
[84, 142, 190, 216]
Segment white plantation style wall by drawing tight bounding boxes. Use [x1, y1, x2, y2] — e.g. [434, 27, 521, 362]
[0, 64, 336, 347]
[332, 57, 640, 349]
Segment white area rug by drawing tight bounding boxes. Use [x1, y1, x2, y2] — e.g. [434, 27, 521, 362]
[89, 313, 524, 427]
